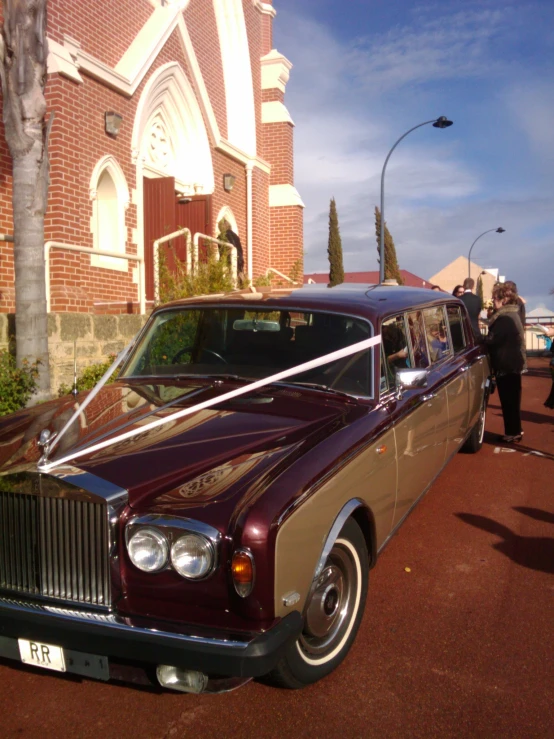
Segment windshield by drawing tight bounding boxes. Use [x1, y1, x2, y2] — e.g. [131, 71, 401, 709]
[122, 307, 374, 398]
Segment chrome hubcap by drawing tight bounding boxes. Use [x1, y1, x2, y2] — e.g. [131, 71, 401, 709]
[478, 406, 486, 444]
[299, 542, 356, 657]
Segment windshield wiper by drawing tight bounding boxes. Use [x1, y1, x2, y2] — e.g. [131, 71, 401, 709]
[271, 381, 356, 400]
[179, 373, 252, 383]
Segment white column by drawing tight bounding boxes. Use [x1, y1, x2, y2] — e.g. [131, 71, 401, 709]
[246, 161, 254, 281]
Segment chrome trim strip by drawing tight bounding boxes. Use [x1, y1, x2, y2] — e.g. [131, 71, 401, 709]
[312, 498, 365, 582]
[126, 514, 221, 547]
[0, 596, 250, 650]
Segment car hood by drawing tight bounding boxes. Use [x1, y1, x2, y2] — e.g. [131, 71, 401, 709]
[0, 378, 355, 508]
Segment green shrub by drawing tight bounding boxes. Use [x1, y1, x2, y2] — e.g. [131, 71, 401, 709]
[58, 355, 116, 397]
[0, 350, 40, 416]
[159, 239, 235, 303]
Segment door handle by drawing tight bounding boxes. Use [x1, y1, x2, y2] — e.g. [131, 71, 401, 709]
[422, 392, 436, 402]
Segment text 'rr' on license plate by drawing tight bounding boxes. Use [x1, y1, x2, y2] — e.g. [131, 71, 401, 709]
[18, 639, 66, 673]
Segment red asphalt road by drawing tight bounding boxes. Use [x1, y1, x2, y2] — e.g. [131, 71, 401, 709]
[1, 358, 553, 739]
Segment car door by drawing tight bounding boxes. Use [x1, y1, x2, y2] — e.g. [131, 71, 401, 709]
[438, 305, 471, 459]
[382, 311, 444, 530]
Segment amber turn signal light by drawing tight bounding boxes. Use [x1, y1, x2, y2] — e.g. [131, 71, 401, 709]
[231, 549, 255, 598]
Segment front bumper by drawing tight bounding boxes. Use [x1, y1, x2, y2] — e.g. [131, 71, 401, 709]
[0, 596, 302, 680]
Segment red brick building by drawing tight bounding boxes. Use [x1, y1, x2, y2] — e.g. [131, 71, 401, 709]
[0, 0, 304, 315]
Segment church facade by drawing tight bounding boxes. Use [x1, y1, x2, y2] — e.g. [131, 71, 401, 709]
[0, 0, 303, 316]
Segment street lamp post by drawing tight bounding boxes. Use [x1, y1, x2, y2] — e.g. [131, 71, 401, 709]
[379, 116, 453, 285]
[467, 228, 506, 279]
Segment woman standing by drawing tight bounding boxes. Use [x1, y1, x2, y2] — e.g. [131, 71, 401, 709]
[486, 283, 526, 442]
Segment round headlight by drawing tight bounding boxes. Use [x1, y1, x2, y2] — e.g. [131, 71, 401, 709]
[171, 534, 214, 580]
[127, 527, 168, 572]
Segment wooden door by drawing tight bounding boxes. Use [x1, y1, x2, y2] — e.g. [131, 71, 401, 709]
[175, 195, 212, 262]
[143, 177, 176, 301]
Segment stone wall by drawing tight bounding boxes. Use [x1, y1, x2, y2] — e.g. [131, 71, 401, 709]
[0, 312, 148, 395]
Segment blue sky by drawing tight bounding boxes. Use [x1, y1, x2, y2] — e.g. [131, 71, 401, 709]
[273, 0, 554, 311]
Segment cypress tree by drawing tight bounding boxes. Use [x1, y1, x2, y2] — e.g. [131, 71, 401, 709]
[327, 197, 345, 287]
[374, 206, 403, 284]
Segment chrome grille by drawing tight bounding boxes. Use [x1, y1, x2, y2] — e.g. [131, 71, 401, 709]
[0, 492, 110, 607]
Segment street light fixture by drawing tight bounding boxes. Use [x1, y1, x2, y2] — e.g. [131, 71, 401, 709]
[379, 116, 453, 284]
[467, 227, 505, 279]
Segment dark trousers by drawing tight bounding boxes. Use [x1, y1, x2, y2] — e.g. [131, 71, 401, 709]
[496, 373, 522, 436]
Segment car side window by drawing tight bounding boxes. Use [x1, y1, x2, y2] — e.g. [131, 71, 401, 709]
[382, 314, 410, 386]
[447, 305, 466, 353]
[380, 346, 389, 395]
[406, 311, 430, 369]
[423, 306, 452, 363]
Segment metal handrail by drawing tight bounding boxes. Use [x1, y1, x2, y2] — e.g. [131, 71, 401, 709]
[266, 267, 298, 285]
[152, 228, 192, 305]
[192, 233, 237, 286]
[44, 241, 144, 313]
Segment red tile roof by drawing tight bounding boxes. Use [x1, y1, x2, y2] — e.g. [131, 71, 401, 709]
[303, 270, 433, 288]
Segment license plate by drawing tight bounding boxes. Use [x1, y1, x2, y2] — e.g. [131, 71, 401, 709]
[18, 639, 66, 673]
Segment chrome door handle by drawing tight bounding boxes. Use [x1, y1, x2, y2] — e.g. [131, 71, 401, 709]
[422, 393, 436, 402]
[460, 365, 470, 373]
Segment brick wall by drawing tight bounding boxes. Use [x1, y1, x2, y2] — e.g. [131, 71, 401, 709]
[270, 206, 304, 280]
[0, 1, 304, 316]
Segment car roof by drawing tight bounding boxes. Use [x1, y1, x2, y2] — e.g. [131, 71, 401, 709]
[156, 284, 457, 323]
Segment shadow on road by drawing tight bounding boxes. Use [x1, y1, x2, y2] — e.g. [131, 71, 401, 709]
[513, 506, 554, 524]
[456, 512, 554, 574]
[523, 365, 551, 379]
[520, 408, 554, 425]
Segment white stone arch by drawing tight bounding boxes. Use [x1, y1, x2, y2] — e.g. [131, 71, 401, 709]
[132, 62, 214, 193]
[213, 0, 257, 156]
[89, 155, 130, 271]
[215, 205, 239, 236]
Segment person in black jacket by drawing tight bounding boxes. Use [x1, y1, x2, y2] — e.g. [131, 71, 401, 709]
[459, 277, 483, 341]
[485, 283, 526, 442]
[218, 219, 245, 286]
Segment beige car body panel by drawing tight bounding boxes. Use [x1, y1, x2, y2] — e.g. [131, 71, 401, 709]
[443, 365, 470, 460]
[274, 326, 490, 621]
[274, 419, 397, 619]
[390, 385, 447, 529]
[467, 355, 488, 427]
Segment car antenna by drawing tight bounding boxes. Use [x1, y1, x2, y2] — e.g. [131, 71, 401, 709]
[72, 340, 78, 398]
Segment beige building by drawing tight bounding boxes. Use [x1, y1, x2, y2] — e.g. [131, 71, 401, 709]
[429, 256, 502, 301]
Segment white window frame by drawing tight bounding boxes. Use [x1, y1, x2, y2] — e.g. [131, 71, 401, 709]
[215, 205, 239, 236]
[89, 156, 130, 272]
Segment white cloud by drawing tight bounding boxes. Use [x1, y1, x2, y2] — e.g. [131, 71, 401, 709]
[273, 1, 554, 310]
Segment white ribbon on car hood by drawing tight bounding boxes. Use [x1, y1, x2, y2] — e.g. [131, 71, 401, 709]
[38, 334, 381, 473]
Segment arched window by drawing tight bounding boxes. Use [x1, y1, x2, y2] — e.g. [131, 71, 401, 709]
[215, 205, 239, 236]
[90, 157, 130, 271]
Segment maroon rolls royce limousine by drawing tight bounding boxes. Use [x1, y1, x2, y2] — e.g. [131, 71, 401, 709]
[0, 284, 491, 693]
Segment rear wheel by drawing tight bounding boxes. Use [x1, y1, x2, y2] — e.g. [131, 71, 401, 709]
[266, 518, 369, 689]
[462, 401, 486, 453]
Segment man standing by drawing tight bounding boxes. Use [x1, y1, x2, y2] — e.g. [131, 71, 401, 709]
[460, 277, 482, 341]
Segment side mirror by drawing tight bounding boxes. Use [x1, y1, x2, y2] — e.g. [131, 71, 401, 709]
[395, 369, 428, 398]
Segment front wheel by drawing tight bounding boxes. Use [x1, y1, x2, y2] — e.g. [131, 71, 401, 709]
[265, 518, 369, 689]
[462, 401, 486, 453]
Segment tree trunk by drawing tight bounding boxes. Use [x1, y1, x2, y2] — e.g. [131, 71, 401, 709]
[1, 0, 51, 400]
